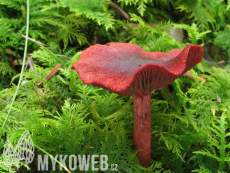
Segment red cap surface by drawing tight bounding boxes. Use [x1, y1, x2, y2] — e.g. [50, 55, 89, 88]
[71, 43, 203, 96]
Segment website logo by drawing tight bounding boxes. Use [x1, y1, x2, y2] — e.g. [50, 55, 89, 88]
[3, 130, 118, 172]
[3, 130, 35, 170]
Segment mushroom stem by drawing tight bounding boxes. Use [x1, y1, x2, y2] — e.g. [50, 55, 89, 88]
[133, 93, 151, 168]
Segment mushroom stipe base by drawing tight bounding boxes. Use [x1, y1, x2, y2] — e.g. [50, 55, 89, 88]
[133, 93, 151, 168]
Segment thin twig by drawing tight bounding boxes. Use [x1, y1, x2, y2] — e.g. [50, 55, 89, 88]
[19, 34, 45, 45]
[107, 1, 130, 20]
[55, 54, 71, 58]
[6, 48, 22, 59]
[25, 52, 35, 70]
[10, 55, 15, 70]
[19, 34, 71, 58]
[184, 72, 207, 82]
[18, 33, 55, 56]
[36, 64, 62, 86]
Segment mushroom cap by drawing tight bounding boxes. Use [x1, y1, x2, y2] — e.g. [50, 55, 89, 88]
[71, 43, 203, 96]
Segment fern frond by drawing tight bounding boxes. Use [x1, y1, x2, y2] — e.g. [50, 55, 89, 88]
[0, 62, 15, 77]
[0, 18, 24, 28]
[192, 165, 213, 173]
[30, 48, 70, 67]
[174, 23, 211, 44]
[29, 17, 63, 28]
[158, 131, 184, 160]
[137, 0, 148, 16]
[56, 24, 88, 49]
[118, 0, 148, 16]
[62, 47, 77, 57]
[214, 30, 230, 59]
[43, 0, 114, 30]
[0, 5, 7, 18]
[192, 6, 215, 31]
[194, 113, 230, 172]
[175, 0, 216, 31]
[0, 0, 23, 11]
[130, 13, 146, 27]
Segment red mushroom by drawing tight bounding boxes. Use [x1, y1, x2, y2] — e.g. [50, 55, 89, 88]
[71, 42, 203, 168]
